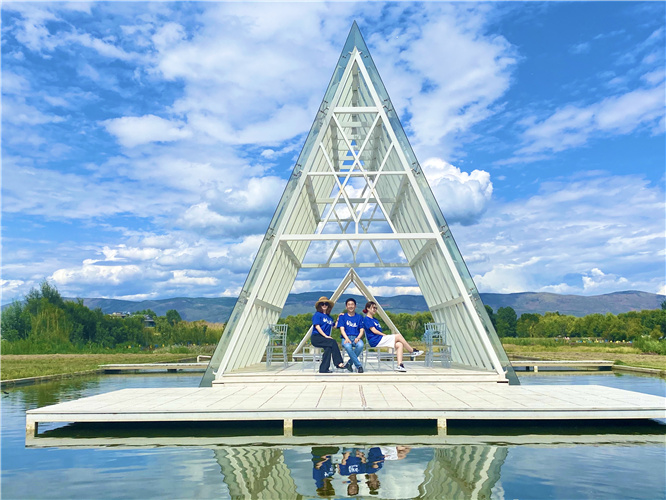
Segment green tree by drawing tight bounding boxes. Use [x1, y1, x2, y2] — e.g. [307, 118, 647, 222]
[279, 313, 314, 344]
[24, 280, 65, 316]
[516, 313, 540, 338]
[64, 299, 104, 346]
[30, 302, 71, 346]
[495, 306, 517, 337]
[0, 300, 32, 341]
[661, 300, 666, 311]
[166, 309, 182, 326]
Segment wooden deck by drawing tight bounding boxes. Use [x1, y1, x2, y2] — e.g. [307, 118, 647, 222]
[100, 363, 208, 372]
[26, 383, 666, 437]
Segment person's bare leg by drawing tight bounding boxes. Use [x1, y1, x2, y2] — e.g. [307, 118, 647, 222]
[395, 334, 414, 352]
[396, 342, 404, 365]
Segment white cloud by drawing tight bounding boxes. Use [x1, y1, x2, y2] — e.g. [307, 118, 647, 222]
[1, 160, 170, 220]
[1, 279, 26, 298]
[456, 173, 665, 295]
[570, 42, 590, 54]
[422, 158, 493, 225]
[168, 270, 218, 286]
[368, 4, 516, 157]
[513, 84, 664, 157]
[2, 98, 65, 126]
[582, 268, 629, 292]
[103, 115, 192, 148]
[2, 71, 31, 94]
[51, 261, 145, 286]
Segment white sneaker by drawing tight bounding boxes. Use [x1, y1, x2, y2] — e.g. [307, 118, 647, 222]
[395, 364, 407, 372]
[411, 350, 424, 358]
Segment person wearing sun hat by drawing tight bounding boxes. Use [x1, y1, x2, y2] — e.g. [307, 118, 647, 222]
[311, 296, 346, 373]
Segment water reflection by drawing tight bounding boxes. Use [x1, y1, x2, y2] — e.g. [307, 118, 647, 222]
[6, 373, 666, 499]
[213, 444, 506, 499]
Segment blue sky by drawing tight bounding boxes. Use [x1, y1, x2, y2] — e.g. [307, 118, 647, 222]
[2, 1, 664, 302]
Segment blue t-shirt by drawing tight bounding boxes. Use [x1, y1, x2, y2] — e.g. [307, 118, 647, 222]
[367, 447, 385, 472]
[339, 455, 366, 476]
[363, 316, 383, 347]
[312, 311, 334, 337]
[338, 312, 364, 339]
[312, 456, 335, 488]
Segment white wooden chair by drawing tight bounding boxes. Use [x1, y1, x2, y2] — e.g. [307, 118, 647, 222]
[423, 322, 451, 368]
[300, 345, 323, 372]
[265, 324, 289, 368]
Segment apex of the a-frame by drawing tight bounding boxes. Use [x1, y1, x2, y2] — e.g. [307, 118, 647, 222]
[342, 21, 368, 54]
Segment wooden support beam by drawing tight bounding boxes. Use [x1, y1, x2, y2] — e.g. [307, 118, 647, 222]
[437, 417, 447, 436]
[26, 418, 38, 437]
[284, 418, 294, 437]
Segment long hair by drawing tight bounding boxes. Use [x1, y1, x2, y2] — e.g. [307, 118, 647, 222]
[363, 301, 377, 314]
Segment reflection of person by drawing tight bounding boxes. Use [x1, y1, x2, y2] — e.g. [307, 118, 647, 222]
[337, 298, 365, 373]
[348, 474, 360, 496]
[379, 445, 411, 460]
[312, 446, 338, 496]
[339, 449, 366, 476]
[339, 449, 366, 497]
[366, 447, 385, 472]
[311, 297, 346, 373]
[363, 301, 423, 372]
[366, 473, 380, 495]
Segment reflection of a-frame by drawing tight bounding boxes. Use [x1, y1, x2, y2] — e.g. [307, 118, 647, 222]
[419, 446, 508, 500]
[213, 444, 507, 500]
[214, 447, 301, 500]
[292, 268, 399, 357]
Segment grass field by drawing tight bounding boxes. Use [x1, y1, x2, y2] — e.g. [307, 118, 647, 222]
[503, 344, 666, 371]
[2, 342, 665, 381]
[0, 353, 202, 381]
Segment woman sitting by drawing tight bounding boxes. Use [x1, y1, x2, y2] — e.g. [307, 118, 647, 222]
[311, 296, 347, 373]
[363, 301, 423, 372]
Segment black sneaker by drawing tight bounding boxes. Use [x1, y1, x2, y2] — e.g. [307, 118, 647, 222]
[357, 366, 364, 373]
[345, 361, 353, 373]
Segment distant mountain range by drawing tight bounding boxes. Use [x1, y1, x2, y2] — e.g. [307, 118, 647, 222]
[77, 290, 664, 323]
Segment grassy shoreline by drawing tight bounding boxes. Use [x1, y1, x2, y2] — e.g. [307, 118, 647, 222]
[503, 344, 666, 371]
[0, 353, 201, 381]
[2, 344, 665, 381]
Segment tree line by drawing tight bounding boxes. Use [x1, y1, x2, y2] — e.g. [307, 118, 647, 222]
[1, 281, 222, 353]
[484, 304, 665, 340]
[3, 281, 664, 355]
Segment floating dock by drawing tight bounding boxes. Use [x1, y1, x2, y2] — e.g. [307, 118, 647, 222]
[26, 381, 666, 437]
[510, 360, 614, 372]
[99, 362, 209, 373]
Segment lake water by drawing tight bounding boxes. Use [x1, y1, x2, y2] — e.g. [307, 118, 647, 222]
[2, 372, 665, 499]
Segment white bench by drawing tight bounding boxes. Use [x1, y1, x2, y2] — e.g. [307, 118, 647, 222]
[364, 345, 395, 370]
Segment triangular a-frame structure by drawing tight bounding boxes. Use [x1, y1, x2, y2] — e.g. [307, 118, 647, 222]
[201, 22, 518, 386]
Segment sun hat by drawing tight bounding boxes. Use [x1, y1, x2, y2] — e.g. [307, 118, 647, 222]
[315, 296, 335, 309]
